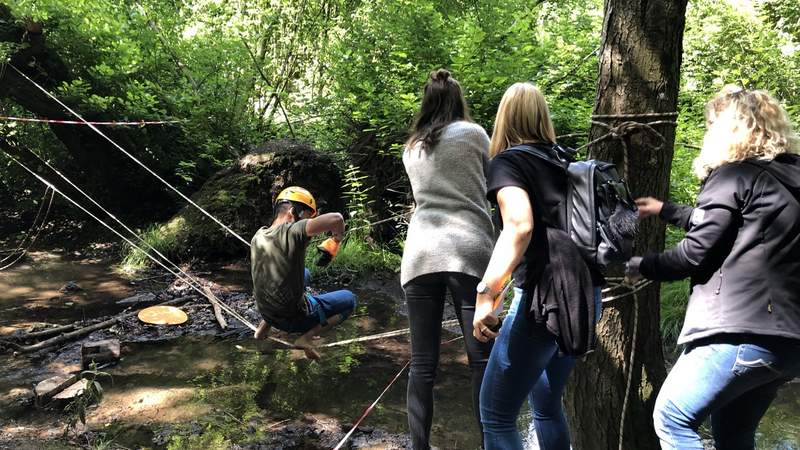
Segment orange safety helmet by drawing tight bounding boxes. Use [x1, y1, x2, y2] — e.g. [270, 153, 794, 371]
[276, 186, 317, 217]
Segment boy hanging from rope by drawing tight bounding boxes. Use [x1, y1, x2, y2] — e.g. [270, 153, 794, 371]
[251, 186, 357, 359]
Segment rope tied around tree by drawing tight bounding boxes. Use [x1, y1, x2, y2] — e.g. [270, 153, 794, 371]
[579, 111, 679, 179]
[580, 111, 676, 449]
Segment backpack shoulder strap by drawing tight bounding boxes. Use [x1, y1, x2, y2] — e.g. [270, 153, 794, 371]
[508, 144, 570, 170]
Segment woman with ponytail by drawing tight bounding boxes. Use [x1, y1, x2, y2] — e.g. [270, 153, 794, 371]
[401, 69, 495, 449]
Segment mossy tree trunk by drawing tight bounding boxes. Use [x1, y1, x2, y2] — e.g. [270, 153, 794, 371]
[564, 1, 689, 449]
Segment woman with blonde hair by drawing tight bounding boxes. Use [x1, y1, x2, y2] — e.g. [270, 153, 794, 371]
[401, 69, 495, 449]
[627, 85, 800, 449]
[473, 82, 602, 449]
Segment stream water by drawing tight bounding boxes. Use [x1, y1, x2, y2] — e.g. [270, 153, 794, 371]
[0, 251, 797, 449]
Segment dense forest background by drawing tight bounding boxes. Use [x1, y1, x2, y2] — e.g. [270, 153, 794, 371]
[2, 0, 799, 341]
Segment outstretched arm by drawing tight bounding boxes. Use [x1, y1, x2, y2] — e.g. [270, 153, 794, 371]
[636, 196, 694, 231]
[305, 212, 345, 239]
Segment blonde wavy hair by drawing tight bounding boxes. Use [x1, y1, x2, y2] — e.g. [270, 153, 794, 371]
[693, 85, 799, 178]
[489, 83, 556, 158]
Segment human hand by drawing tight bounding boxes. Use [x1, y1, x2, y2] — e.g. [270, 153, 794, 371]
[625, 256, 643, 283]
[473, 293, 500, 343]
[635, 197, 664, 220]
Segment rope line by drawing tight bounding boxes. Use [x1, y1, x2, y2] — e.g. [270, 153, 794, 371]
[321, 317, 462, 348]
[332, 335, 465, 450]
[0, 116, 183, 126]
[619, 291, 640, 450]
[9, 64, 252, 248]
[578, 111, 678, 178]
[591, 112, 679, 120]
[601, 279, 653, 303]
[15, 147, 265, 332]
[0, 186, 54, 271]
[1, 152, 274, 341]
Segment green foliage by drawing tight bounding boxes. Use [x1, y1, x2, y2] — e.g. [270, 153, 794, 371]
[342, 163, 375, 230]
[119, 221, 180, 274]
[660, 279, 690, 345]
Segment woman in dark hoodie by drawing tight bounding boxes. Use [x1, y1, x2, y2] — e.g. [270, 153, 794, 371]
[626, 86, 800, 450]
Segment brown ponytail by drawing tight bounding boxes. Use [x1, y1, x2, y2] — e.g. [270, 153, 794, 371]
[406, 69, 472, 151]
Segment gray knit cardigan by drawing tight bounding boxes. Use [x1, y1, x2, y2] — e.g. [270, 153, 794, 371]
[401, 120, 495, 286]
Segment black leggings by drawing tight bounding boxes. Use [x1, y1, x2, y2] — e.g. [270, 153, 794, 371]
[403, 272, 494, 450]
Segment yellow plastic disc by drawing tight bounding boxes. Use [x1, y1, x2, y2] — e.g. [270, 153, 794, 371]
[137, 305, 188, 325]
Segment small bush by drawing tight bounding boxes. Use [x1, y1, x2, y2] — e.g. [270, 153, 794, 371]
[307, 233, 401, 279]
[119, 220, 182, 274]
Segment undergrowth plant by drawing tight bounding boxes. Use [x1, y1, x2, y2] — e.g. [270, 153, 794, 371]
[119, 222, 179, 273]
[310, 163, 401, 277]
[63, 362, 112, 438]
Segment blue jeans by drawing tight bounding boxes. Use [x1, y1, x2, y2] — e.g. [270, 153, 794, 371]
[271, 268, 357, 333]
[480, 287, 601, 450]
[653, 334, 800, 450]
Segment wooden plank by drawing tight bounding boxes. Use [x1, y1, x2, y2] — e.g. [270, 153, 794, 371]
[203, 286, 227, 330]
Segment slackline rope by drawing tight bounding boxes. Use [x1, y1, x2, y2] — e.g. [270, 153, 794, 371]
[10, 64, 411, 248]
[333, 334, 465, 450]
[1, 151, 290, 344]
[580, 111, 678, 179]
[18, 148, 258, 328]
[0, 116, 183, 126]
[0, 186, 54, 271]
[9, 64, 252, 248]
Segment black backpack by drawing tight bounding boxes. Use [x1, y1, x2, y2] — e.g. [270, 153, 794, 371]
[509, 144, 638, 356]
[512, 144, 638, 269]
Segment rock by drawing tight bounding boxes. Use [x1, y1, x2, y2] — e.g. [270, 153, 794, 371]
[131, 139, 345, 262]
[53, 379, 89, 400]
[81, 339, 121, 369]
[59, 281, 82, 293]
[116, 292, 157, 306]
[34, 374, 78, 405]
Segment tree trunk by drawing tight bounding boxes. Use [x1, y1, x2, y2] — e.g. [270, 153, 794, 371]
[564, 1, 688, 449]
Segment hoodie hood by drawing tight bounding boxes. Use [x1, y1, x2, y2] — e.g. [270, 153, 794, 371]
[764, 153, 800, 194]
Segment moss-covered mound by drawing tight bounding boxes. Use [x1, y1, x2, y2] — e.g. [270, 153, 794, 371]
[123, 140, 344, 266]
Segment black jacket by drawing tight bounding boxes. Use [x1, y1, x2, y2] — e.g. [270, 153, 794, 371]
[640, 154, 800, 344]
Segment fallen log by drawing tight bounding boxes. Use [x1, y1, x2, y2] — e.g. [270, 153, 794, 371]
[203, 286, 228, 330]
[15, 295, 196, 354]
[8, 323, 77, 342]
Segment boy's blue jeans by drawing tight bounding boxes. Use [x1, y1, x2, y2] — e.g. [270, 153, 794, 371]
[480, 287, 601, 450]
[654, 334, 800, 450]
[271, 268, 357, 334]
